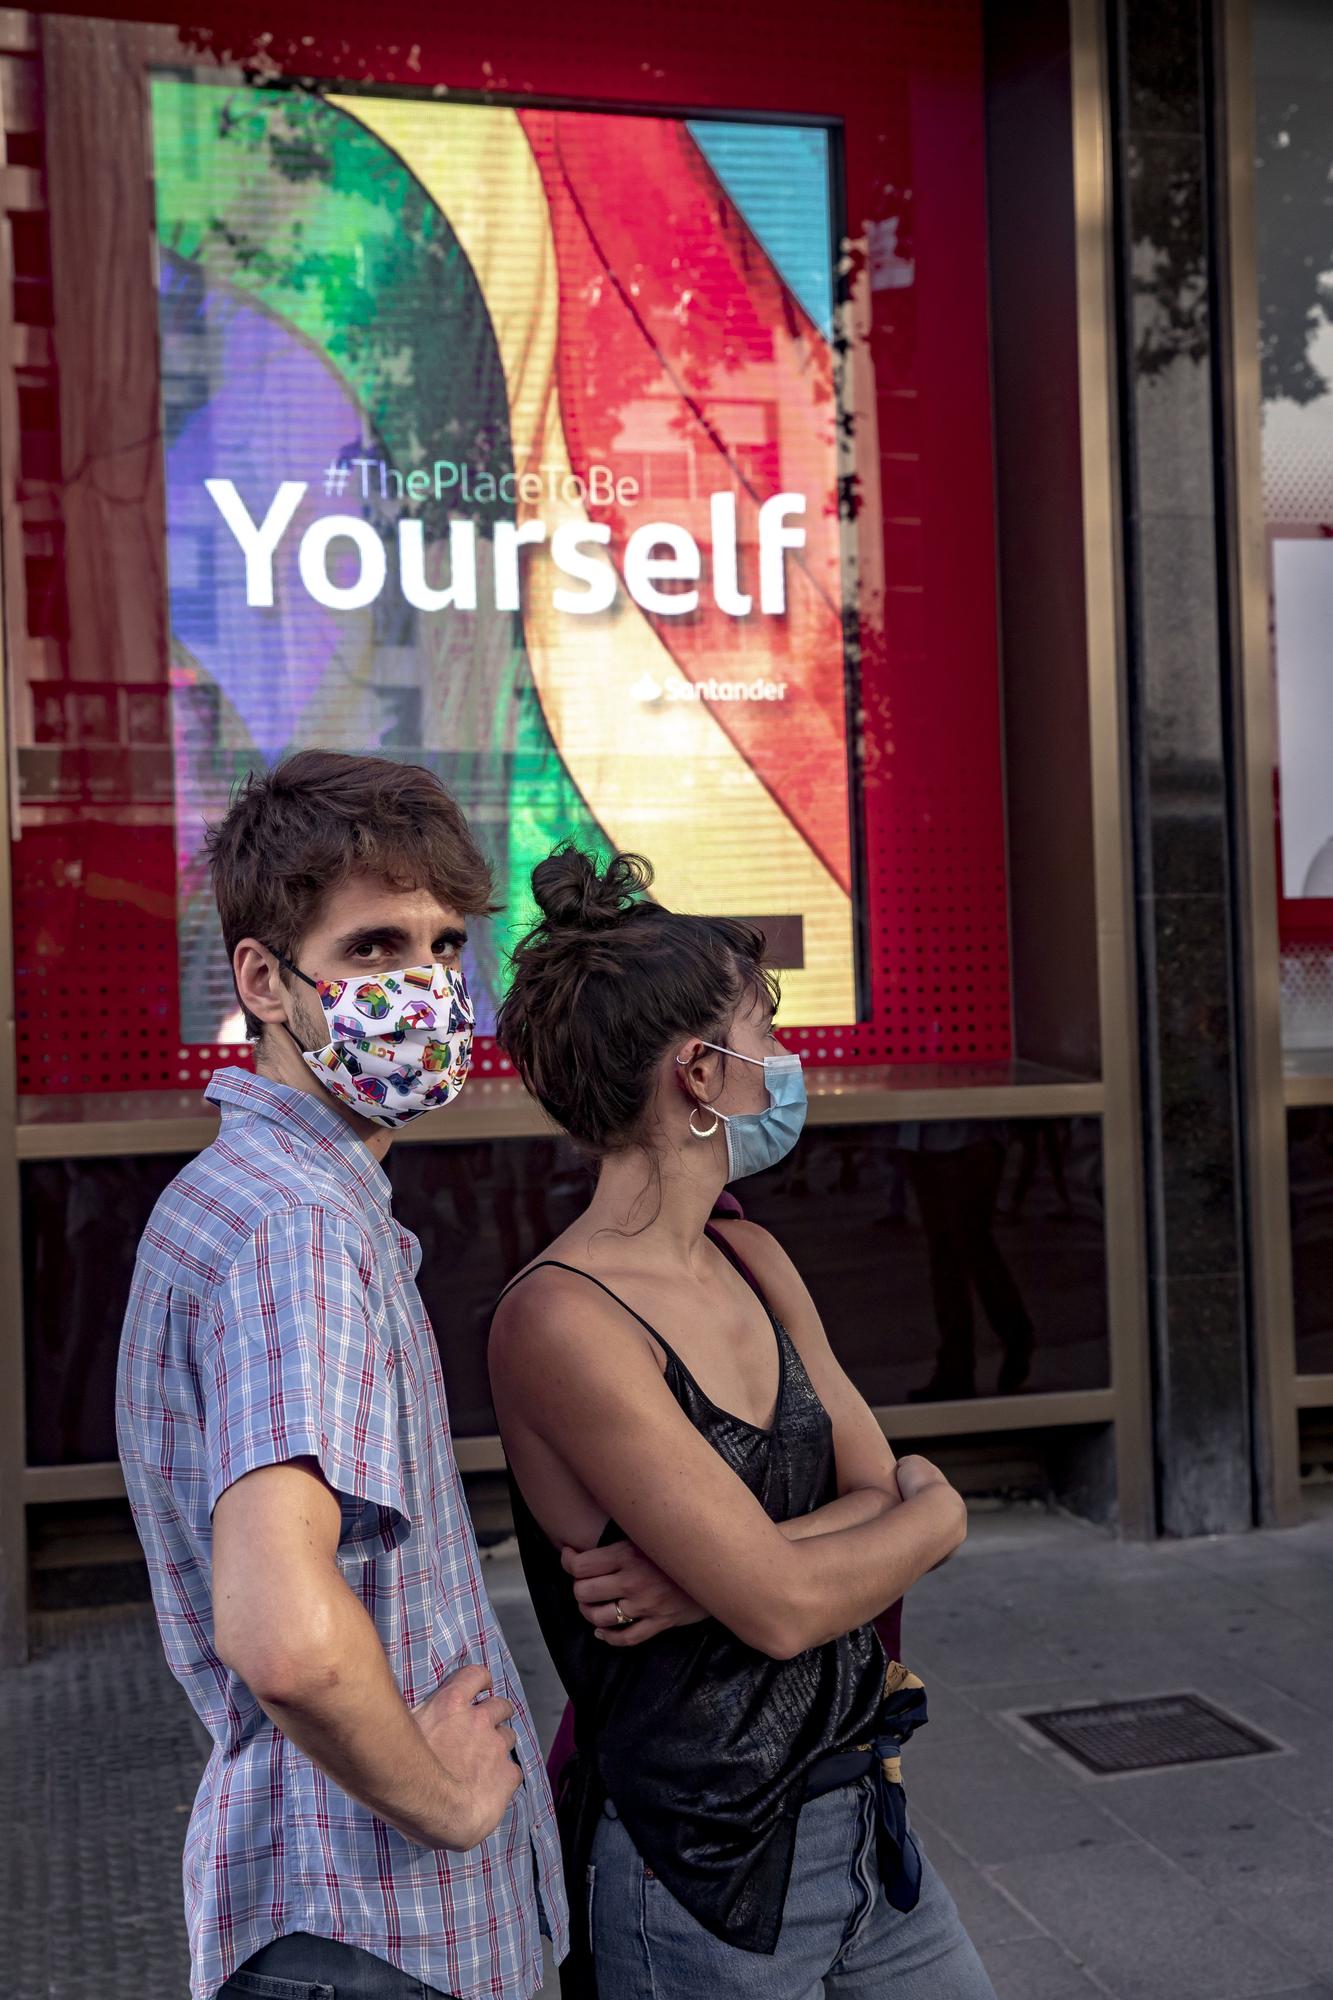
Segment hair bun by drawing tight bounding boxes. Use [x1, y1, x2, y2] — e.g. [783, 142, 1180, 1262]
[531, 847, 653, 932]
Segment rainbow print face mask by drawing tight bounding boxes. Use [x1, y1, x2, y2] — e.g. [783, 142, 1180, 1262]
[277, 956, 474, 1129]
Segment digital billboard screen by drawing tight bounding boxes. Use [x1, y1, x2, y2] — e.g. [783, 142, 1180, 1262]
[150, 77, 863, 1039]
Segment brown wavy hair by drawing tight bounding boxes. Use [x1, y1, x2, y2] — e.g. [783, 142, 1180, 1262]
[206, 750, 496, 1038]
[496, 846, 779, 1156]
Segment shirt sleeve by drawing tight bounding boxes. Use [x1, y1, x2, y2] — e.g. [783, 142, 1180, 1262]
[203, 1204, 411, 1553]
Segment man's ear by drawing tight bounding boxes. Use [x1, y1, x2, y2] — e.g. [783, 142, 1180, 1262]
[234, 938, 288, 1026]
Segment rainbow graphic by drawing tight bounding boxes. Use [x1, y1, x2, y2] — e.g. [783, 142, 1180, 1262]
[151, 79, 857, 1038]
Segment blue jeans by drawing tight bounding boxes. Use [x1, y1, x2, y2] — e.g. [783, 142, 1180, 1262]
[216, 1932, 457, 2000]
[589, 1786, 998, 1999]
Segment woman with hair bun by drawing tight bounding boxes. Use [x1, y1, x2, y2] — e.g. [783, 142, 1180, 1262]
[490, 847, 995, 2000]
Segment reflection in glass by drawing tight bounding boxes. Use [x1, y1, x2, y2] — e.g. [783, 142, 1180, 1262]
[23, 1117, 1108, 1465]
[737, 1118, 1108, 1405]
[390, 1138, 594, 1433]
[22, 1155, 191, 1465]
[1254, 0, 1333, 1055]
[894, 1122, 1036, 1401]
[1288, 1109, 1333, 1375]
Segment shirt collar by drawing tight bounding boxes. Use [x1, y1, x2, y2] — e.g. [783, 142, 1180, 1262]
[205, 1065, 393, 1211]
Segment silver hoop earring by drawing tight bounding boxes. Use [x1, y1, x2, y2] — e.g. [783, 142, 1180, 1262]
[689, 1106, 720, 1140]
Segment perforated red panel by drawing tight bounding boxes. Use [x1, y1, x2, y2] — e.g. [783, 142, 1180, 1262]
[9, 0, 1010, 1091]
[10, 821, 253, 1095]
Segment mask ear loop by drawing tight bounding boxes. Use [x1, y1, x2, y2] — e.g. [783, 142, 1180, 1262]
[268, 945, 321, 991]
[675, 1048, 724, 1140]
[264, 945, 322, 1060]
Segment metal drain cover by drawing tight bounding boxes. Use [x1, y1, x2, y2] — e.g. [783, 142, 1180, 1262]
[1020, 1694, 1280, 1775]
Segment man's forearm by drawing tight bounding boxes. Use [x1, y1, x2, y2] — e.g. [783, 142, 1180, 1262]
[248, 1575, 456, 1846]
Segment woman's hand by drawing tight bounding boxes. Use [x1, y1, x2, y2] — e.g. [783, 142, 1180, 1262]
[562, 1540, 708, 1649]
[892, 1454, 966, 1568]
[893, 1453, 953, 1503]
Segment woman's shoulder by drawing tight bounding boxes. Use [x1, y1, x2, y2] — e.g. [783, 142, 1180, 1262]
[708, 1214, 796, 1283]
[489, 1249, 664, 1373]
[708, 1215, 819, 1338]
[488, 1255, 673, 1447]
[492, 1251, 601, 1331]
[704, 1208, 800, 1304]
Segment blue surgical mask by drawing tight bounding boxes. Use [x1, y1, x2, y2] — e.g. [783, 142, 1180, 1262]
[695, 1040, 808, 1182]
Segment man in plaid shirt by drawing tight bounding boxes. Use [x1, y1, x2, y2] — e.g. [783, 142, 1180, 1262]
[116, 753, 568, 2000]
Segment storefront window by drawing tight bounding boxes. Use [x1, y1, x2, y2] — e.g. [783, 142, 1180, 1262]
[1287, 1108, 1333, 1378]
[3, 3, 1116, 1459]
[24, 1116, 1108, 1456]
[1253, 0, 1333, 1062]
[4, 5, 1014, 1108]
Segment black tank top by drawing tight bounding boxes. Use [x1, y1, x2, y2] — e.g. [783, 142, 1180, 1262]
[498, 1227, 887, 1977]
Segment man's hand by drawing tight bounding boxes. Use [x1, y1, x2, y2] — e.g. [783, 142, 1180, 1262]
[562, 1540, 708, 1649]
[412, 1665, 521, 1850]
[214, 1462, 522, 1854]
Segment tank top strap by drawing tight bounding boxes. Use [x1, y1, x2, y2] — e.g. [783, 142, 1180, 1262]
[494, 1259, 681, 1368]
[705, 1223, 800, 1399]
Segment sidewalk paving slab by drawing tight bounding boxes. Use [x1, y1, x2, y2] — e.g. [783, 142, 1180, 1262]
[899, 1495, 1333, 2000]
[905, 1811, 1042, 1952]
[4, 1493, 1331, 2000]
[979, 1932, 1114, 1999]
[985, 1839, 1321, 2000]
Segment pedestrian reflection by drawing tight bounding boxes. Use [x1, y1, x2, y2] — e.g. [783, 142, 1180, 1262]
[895, 1121, 1035, 1401]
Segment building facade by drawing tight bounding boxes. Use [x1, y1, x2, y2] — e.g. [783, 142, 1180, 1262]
[1, 0, 1329, 1662]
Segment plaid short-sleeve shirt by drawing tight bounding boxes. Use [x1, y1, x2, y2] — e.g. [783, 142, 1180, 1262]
[116, 1067, 569, 2000]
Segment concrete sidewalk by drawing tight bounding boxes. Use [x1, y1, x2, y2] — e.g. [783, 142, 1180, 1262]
[5, 1495, 1332, 1999]
[867, 1496, 1333, 2000]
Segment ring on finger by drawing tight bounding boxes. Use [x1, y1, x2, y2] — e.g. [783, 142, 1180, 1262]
[614, 1599, 635, 1628]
